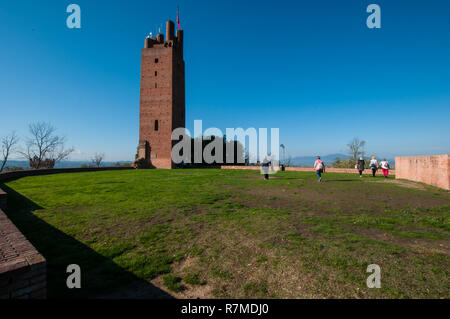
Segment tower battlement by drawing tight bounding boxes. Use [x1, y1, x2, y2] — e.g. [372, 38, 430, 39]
[144, 21, 184, 53]
[137, 20, 185, 169]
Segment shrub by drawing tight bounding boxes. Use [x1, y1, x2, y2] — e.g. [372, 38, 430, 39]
[331, 157, 357, 168]
[133, 158, 152, 169]
[29, 156, 55, 169]
[114, 162, 132, 167]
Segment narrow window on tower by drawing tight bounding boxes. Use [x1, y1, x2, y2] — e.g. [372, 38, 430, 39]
[155, 58, 159, 63]
[155, 71, 157, 76]
[155, 83, 157, 88]
[155, 120, 159, 131]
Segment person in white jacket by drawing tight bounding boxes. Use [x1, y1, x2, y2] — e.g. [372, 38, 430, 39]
[370, 156, 378, 177]
[314, 156, 325, 182]
[261, 156, 272, 180]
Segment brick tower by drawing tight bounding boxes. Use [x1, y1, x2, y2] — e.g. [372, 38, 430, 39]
[137, 20, 185, 169]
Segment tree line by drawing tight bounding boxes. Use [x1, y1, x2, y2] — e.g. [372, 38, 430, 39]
[0, 122, 74, 172]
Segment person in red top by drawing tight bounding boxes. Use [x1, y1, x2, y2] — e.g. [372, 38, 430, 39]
[379, 159, 390, 178]
[314, 156, 325, 182]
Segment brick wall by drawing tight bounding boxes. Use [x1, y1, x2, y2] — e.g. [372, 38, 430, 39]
[0, 208, 46, 299]
[221, 166, 395, 175]
[395, 154, 450, 190]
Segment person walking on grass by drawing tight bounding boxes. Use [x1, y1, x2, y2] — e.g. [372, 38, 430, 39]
[314, 156, 325, 182]
[370, 156, 378, 177]
[380, 158, 390, 178]
[356, 157, 365, 178]
[261, 156, 272, 180]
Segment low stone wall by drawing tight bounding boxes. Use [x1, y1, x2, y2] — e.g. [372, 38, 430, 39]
[0, 208, 46, 299]
[0, 166, 134, 183]
[395, 154, 450, 190]
[0, 188, 6, 211]
[221, 166, 395, 175]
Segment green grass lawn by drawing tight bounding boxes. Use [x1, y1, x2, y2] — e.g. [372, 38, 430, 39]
[2, 169, 449, 298]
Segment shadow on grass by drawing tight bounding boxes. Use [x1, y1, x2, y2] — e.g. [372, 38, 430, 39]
[270, 176, 305, 180]
[0, 183, 173, 299]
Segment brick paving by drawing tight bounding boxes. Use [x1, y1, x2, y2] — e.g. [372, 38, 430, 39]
[0, 202, 46, 299]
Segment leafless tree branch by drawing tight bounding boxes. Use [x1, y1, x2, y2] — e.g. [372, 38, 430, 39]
[0, 132, 19, 172]
[91, 153, 105, 168]
[20, 122, 74, 169]
[347, 137, 366, 161]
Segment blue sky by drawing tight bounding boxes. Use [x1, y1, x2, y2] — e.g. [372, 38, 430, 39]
[0, 0, 449, 161]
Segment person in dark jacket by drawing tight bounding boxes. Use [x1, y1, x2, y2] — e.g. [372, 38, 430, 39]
[356, 157, 365, 177]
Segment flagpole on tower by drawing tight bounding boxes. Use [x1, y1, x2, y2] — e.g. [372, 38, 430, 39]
[177, 5, 182, 30]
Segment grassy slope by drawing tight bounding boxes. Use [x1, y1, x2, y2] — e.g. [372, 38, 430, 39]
[2, 169, 449, 298]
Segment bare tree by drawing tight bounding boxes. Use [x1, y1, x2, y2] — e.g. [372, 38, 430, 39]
[19, 122, 74, 169]
[91, 153, 105, 168]
[347, 137, 366, 161]
[1, 132, 19, 172]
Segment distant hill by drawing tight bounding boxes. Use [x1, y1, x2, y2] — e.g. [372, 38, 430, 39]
[3, 160, 132, 170]
[3, 157, 395, 170]
[288, 154, 348, 167]
[287, 154, 395, 167]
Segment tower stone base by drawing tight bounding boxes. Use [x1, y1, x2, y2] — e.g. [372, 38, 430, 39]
[138, 140, 150, 161]
[134, 139, 173, 169]
[133, 140, 153, 168]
